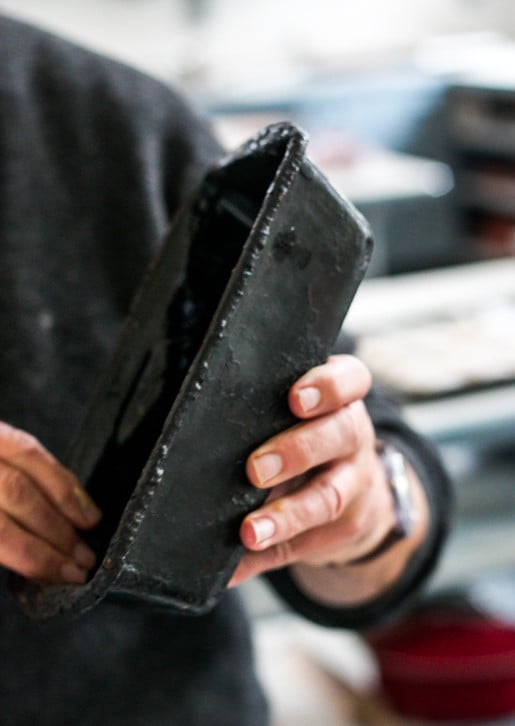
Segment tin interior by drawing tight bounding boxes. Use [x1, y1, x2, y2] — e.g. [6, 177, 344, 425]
[81, 146, 286, 562]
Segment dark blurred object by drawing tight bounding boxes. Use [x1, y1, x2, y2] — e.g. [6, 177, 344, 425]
[185, 0, 211, 22]
[13, 122, 372, 620]
[471, 213, 515, 259]
[368, 572, 515, 722]
[448, 77, 515, 264]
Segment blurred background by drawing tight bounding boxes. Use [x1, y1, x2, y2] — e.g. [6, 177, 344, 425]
[1, 1, 514, 723]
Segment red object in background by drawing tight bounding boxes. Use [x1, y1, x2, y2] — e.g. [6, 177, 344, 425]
[475, 214, 515, 257]
[369, 614, 515, 721]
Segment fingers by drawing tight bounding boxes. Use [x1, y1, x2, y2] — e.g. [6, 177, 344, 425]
[0, 422, 100, 583]
[288, 355, 372, 420]
[233, 355, 381, 587]
[0, 422, 101, 529]
[0, 463, 95, 567]
[246, 355, 373, 490]
[0, 510, 89, 584]
[230, 519, 363, 588]
[241, 462, 355, 549]
[246, 400, 373, 489]
[240, 459, 381, 560]
[231, 480, 386, 588]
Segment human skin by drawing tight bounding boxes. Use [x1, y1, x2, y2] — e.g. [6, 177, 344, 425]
[230, 354, 429, 606]
[0, 354, 428, 602]
[0, 422, 100, 584]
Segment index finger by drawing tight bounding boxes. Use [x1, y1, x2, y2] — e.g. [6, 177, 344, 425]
[246, 401, 372, 489]
[288, 355, 372, 419]
[0, 423, 101, 529]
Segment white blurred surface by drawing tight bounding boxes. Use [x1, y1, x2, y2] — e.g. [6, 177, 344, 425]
[1, 0, 515, 95]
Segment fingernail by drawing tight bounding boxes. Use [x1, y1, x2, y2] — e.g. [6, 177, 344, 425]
[253, 453, 283, 484]
[61, 562, 88, 584]
[73, 542, 97, 570]
[250, 517, 276, 544]
[73, 486, 102, 523]
[298, 386, 321, 412]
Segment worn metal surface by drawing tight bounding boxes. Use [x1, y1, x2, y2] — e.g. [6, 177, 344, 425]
[14, 122, 372, 618]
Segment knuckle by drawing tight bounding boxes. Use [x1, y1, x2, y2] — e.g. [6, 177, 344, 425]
[0, 469, 28, 509]
[340, 401, 372, 451]
[40, 510, 75, 553]
[283, 501, 310, 538]
[269, 540, 294, 569]
[338, 406, 361, 451]
[19, 539, 45, 576]
[326, 374, 343, 404]
[344, 355, 372, 390]
[314, 476, 344, 522]
[52, 486, 71, 510]
[352, 356, 372, 385]
[290, 434, 314, 471]
[329, 355, 372, 397]
[20, 543, 61, 582]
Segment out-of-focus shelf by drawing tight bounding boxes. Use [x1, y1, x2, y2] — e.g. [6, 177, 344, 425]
[459, 173, 515, 218]
[447, 76, 515, 268]
[346, 259, 515, 446]
[448, 77, 515, 158]
[449, 118, 515, 158]
[346, 258, 515, 334]
[346, 259, 515, 443]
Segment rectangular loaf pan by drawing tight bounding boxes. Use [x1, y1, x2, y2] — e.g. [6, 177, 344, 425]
[13, 122, 372, 619]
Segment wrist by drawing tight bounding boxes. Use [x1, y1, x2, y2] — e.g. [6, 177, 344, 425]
[347, 441, 420, 565]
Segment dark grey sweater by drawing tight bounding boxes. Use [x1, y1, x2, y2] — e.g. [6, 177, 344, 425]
[0, 14, 451, 725]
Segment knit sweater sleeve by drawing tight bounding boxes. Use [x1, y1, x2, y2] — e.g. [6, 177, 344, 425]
[265, 332, 453, 630]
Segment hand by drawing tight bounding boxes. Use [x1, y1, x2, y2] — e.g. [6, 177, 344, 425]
[229, 355, 422, 590]
[0, 422, 101, 584]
